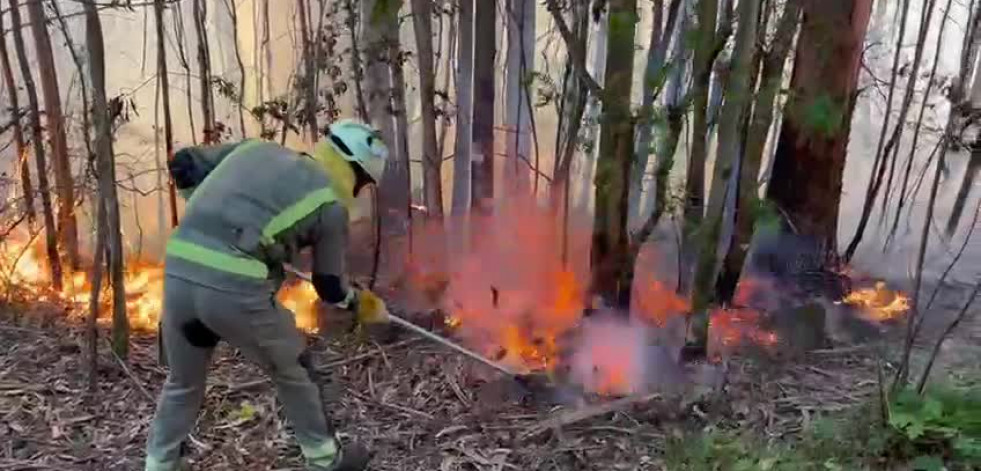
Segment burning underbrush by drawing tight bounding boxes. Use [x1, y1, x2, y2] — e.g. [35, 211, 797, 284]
[0, 232, 320, 332]
[403, 201, 914, 396]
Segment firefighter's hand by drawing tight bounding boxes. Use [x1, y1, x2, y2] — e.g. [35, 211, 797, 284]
[354, 289, 390, 324]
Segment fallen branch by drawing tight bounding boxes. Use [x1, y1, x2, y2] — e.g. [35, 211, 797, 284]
[519, 393, 662, 440]
[105, 338, 154, 402]
[316, 337, 421, 372]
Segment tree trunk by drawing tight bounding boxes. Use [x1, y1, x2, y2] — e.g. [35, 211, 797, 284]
[452, 0, 474, 216]
[504, 0, 535, 194]
[716, 0, 801, 304]
[223, 0, 248, 137]
[193, 0, 216, 143]
[154, 0, 179, 227]
[296, 0, 318, 138]
[345, 0, 369, 121]
[472, 0, 495, 211]
[87, 190, 106, 394]
[83, 0, 128, 359]
[630, 0, 680, 224]
[390, 37, 412, 220]
[947, 148, 980, 236]
[49, 0, 93, 162]
[173, 3, 198, 144]
[767, 0, 874, 261]
[26, 0, 78, 271]
[8, 0, 61, 291]
[683, 0, 719, 233]
[576, 9, 608, 211]
[843, 0, 934, 262]
[591, 0, 638, 308]
[550, 0, 590, 211]
[412, 0, 444, 217]
[0, 11, 35, 226]
[689, 0, 760, 347]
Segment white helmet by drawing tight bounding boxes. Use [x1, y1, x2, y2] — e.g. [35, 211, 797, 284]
[326, 119, 389, 184]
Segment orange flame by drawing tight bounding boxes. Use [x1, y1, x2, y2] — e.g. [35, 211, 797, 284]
[1, 233, 320, 333]
[840, 281, 909, 322]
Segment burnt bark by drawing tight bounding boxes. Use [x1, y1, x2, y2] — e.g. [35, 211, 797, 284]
[345, 0, 368, 121]
[49, 0, 93, 162]
[222, 0, 248, 137]
[767, 0, 874, 261]
[26, 0, 78, 271]
[83, 0, 128, 359]
[0, 10, 35, 226]
[296, 0, 318, 138]
[412, 0, 444, 217]
[471, 0, 495, 211]
[8, 0, 61, 291]
[591, 0, 638, 308]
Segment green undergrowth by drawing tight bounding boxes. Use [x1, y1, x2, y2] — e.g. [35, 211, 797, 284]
[664, 386, 981, 470]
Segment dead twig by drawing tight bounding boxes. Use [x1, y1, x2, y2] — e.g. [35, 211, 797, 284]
[915, 279, 981, 394]
[519, 393, 662, 440]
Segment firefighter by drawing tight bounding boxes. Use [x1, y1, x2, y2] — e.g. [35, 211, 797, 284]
[145, 120, 390, 471]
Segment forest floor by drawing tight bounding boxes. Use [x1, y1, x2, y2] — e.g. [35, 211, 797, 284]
[0, 295, 978, 471]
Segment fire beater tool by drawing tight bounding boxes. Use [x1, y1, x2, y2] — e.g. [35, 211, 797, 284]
[286, 268, 536, 383]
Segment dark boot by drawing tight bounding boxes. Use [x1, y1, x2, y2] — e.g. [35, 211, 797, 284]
[308, 442, 371, 471]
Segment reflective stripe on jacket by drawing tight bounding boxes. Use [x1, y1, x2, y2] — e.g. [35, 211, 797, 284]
[165, 140, 340, 292]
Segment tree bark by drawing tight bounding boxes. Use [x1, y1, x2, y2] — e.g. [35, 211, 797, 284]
[843, 0, 934, 262]
[296, 0, 318, 138]
[8, 0, 61, 291]
[716, 0, 800, 304]
[83, 0, 128, 359]
[412, 0, 444, 217]
[192, 0, 216, 143]
[173, 3, 198, 144]
[472, 0, 495, 211]
[49, 0, 93, 163]
[550, 0, 590, 211]
[26, 0, 78, 271]
[683, 0, 719, 233]
[153, 0, 179, 227]
[629, 0, 674, 223]
[690, 0, 760, 347]
[222, 0, 248, 138]
[767, 0, 874, 261]
[87, 189, 106, 394]
[591, 0, 638, 308]
[452, 0, 474, 216]
[504, 0, 535, 194]
[345, 0, 368, 121]
[0, 10, 35, 226]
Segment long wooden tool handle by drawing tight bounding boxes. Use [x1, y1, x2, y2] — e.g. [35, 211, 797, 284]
[287, 267, 517, 376]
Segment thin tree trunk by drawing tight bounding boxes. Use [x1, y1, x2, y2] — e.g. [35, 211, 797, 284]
[690, 0, 760, 347]
[0, 11, 35, 226]
[947, 148, 980, 236]
[844, 0, 936, 262]
[390, 41, 412, 219]
[716, 0, 800, 304]
[87, 192, 105, 394]
[630, 0, 678, 223]
[879, 0, 938, 218]
[8, 0, 61, 291]
[345, 0, 368, 121]
[505, 0, 535, 194]
[683, 0, 719, 233]
[154, 0, 179, 227]
[472, 0, 495, 211]
[591, 0, 638, 308]
[193, 0, 216, 143]
[412, 0, 444, 217]
[26, 0, 78, 271]
[889, 0, 953, 242]
[262, 0, 272, 102]
[173, 3, 198, 145]
[437, 2, 456, 164]
[550, 0, 590, 211]
[49, 0, 93, 162]
[767, 0, 874, 262]
[83, 0, 128, 359]
[222, 0, 248, 137]
[452, 0, 473, 216]
[296, 0, 318, 138]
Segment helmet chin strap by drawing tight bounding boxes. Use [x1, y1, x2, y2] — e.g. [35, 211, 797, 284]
[351, 162, 375, 197]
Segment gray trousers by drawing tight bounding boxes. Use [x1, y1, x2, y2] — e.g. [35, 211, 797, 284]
[145, 276, 337, 471]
